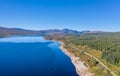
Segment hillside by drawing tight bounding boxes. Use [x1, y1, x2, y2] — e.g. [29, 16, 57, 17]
[0, 27, 40, 37]
[0, 27, 82, 37]
[45, 33, 120, 76]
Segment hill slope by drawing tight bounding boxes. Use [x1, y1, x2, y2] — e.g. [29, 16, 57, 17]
[0, 27, 82, 37]
[0, 27, 40, 37]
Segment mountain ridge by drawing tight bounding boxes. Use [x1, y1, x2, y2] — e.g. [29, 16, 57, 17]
[0, 27, 82, 36]
[0, 26, 111, 37]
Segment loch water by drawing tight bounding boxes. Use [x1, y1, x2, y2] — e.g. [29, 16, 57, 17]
[0, 36, 78, 76]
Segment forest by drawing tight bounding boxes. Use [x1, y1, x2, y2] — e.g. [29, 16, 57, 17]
[45, 32, 120, 75]
[69, 33, 120, 66]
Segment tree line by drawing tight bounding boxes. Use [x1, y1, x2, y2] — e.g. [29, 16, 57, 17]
[69, 33, 120, 66]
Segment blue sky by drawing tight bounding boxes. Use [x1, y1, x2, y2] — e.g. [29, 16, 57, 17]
[0, 0, 120, 31]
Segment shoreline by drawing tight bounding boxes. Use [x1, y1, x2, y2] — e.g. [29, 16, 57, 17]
[59, 41, 93, 76]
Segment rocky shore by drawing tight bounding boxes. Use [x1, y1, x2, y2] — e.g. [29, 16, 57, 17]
[59, 42, 93, 76]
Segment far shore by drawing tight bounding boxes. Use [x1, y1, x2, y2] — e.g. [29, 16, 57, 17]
[59, 41, 94, 76]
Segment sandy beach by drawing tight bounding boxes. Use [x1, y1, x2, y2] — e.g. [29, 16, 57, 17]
[59, 42, 94, 76]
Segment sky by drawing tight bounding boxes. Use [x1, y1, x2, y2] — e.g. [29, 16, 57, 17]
[0, 0, 120, 31]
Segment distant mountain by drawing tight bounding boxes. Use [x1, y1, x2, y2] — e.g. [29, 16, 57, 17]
[0, 27, 40, 37]
[39, 29, 81, 35]
[0, 27, 82, 37]
[0, 26, 110, 37]
[62, 29, 81, 34]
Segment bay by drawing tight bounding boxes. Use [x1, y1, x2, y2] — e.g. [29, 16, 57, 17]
[0, 36, 78, 76]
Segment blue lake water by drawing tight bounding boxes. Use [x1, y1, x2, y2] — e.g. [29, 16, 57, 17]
[0, 36, 78, 76]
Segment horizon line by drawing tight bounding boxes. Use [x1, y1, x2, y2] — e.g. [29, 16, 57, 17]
[0, 26, 120, 32]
